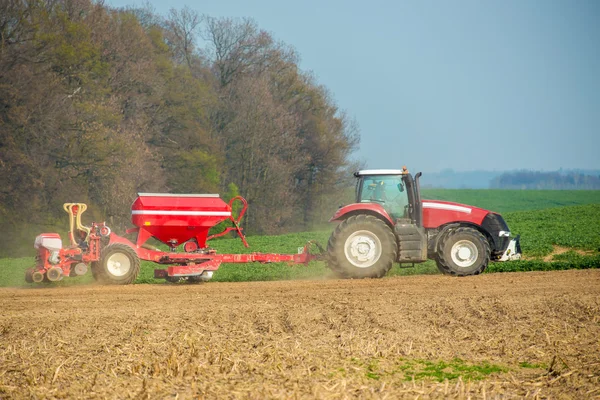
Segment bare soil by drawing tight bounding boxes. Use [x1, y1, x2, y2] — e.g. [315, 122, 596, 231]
[1, 270, 599, 399]
[542, 246, 595, 262]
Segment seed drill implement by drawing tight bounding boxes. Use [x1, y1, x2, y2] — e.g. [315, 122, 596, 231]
[27, 194, 322, 284]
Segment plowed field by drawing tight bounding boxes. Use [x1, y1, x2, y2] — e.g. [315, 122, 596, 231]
[1, 270, 599, 399]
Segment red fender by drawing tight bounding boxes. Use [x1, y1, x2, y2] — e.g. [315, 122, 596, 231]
[330, 203, 395, 226]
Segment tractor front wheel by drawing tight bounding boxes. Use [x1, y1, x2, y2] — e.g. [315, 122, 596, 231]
[91, 243, 140, 285]
[435, 227, 490, 276]
[327, 215, 397, 279]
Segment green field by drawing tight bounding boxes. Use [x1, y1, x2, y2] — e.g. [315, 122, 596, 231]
[1, 190, 598, 287]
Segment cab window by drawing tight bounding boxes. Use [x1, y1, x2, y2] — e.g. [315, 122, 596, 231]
[359, 175, 408, 220]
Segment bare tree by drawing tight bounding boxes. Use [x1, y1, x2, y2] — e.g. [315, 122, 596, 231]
[202, 16, 296, 87]
[163, 6, 201, 68]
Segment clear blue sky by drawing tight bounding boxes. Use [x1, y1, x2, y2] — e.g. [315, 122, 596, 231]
[107, 0, 599, 173]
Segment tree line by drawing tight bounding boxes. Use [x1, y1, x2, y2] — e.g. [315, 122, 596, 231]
[490, 170, 600, 190]
[0, 0, 359, 256]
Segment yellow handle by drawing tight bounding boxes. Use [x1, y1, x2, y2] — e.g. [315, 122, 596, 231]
[63, 203, 91, 245]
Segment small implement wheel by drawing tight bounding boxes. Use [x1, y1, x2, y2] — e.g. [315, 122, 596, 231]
[327, 215, 397, 279]
[436, 227, 490, 276]
[187, 271, 213, 283]
[187, 276, 204, 284]
[91, 243, 140, 284]
[25, 268, 35, 283]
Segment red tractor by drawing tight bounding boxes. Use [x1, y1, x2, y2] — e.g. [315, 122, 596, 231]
[326, 167, 521, 278]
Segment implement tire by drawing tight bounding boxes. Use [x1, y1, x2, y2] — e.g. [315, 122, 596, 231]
[436, 227, 490, 276]
[327, 215, 397, 279]
[91, 243, 140, 285]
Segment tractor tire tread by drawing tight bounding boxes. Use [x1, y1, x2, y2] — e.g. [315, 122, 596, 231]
[435, 227, 490, 276]
[327, 215, 397, 279]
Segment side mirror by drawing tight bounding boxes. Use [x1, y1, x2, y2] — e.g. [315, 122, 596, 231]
[397, 183, 404, 192]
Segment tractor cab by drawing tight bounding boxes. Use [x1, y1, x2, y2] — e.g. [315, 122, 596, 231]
[353, 167, 423, 225]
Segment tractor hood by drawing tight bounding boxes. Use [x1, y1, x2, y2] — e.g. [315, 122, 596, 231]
[421, 199, 491, 229]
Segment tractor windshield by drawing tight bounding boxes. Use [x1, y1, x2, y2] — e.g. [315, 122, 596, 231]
[358, 175, 408, 220]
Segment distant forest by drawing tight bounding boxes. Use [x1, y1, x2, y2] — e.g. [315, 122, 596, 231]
[490, 171, 600, 190]
[0, 0, 359, 254]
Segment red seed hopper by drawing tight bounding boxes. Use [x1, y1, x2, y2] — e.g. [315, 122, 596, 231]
[26, 194, 322, 284]
[131, 193, 248, 250]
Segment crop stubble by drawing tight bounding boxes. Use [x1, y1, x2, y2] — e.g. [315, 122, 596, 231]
[0, 270, 599, 399]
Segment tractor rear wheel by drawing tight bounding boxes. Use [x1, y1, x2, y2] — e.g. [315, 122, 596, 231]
[327, 215, 397, 279]
[435, 227, 490, 276]
[91, 243, 140, 285]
